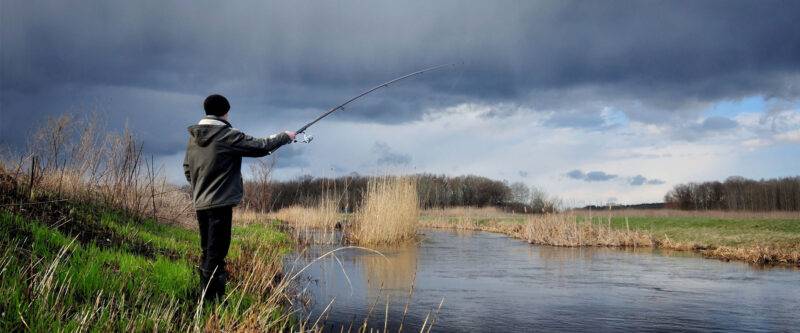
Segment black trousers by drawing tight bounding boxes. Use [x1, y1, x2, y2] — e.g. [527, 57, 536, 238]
[196, 205, 233, 302]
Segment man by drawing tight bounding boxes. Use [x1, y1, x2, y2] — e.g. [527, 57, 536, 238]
[183, 94, 296, 302]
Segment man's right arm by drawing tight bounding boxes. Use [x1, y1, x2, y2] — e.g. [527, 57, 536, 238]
[225, 129, 292, 158]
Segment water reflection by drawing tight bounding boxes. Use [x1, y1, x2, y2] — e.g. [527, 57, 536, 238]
[358, 243, 418, 299]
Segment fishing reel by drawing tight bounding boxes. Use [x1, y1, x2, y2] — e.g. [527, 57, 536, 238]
[295, 132, 314, 144]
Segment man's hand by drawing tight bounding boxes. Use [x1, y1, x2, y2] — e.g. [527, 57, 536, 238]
[285, 131, 297, 141]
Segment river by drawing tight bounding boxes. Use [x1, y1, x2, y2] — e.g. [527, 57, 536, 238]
[286, 229, 799, 332]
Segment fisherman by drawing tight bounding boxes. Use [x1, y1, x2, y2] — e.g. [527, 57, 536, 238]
[183, 94, 296, 302]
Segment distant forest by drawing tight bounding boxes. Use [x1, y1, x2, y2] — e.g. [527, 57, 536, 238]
[242, 173, 557, 213]
[664, 176, 800, 211]
[242, 166, 800, 213]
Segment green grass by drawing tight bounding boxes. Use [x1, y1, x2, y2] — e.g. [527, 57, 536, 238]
[421, 209, 800, 255]
[591, 216, 800, 251]
[0, 206, 293, 331]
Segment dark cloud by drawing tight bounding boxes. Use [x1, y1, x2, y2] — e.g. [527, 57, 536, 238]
[566, 169, 617, 182]
[270, 144, 308, 169]
[3, 0, 800, 156]
[518, 170, 528, 178]
[372, 141, 411, 166]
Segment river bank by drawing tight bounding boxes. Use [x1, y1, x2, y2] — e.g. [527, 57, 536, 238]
[419, 207, 800, 266]
[0, 186, 300, 331]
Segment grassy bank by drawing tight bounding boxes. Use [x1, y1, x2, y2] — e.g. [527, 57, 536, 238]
[420, 208, 800, 266]
[591, 214, 800, 264]
[0, 190, 302, 331]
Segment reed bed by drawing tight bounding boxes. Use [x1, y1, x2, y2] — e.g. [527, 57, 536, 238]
[349, 177, 419, 245]
[519, 213, 654, 247]
[270, 198, 340, 230]
[421, 207, 800, 265]
[269, 195, 342, 243]
[577, 208, 800, 220]
[422, 206, 519, 220]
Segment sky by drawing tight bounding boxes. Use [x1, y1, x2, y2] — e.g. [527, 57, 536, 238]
[2, 0, 800, 205]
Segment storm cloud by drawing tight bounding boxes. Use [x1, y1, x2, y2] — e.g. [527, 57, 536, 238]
[3, 0, 800, 157]
[2, 0, 800, 206]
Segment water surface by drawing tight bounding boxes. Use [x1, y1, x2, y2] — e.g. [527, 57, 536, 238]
[286, 229, 799, 332]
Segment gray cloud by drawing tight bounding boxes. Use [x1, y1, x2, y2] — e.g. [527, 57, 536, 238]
[566, 169, 617, 182]
[629, 175, 665, 186]
[271, 144, 308, 169]
[672, 116, 740, 141]
[570, 170, 665, 186]
[585, 171, 618, 182]
[3, 0, 800, 157]
[701, 116, 738, 131]
[566, 170, 585, 180]
[372, 141, 411, 166]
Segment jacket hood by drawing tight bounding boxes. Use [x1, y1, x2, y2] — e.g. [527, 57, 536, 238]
[188, 125, 228, 147]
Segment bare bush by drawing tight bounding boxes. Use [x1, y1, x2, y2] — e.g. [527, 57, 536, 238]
[1, 114, 194, 225]
[242, 157, 275, 212]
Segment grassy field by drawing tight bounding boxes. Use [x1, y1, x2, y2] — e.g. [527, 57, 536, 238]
[0, 196, 299, 331]
[420, 207, 800, 265]
[595, 215, 800, 251]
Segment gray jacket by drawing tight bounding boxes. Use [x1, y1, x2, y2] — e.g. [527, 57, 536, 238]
[183, 116, 291, 210]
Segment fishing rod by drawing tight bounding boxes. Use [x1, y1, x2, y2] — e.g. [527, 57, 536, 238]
[294, 63, 458, 143]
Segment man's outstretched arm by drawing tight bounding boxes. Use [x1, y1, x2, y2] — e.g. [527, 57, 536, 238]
[225, 129, 296, 157]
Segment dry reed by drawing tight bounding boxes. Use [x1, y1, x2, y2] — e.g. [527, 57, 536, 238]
[1, 114, 194, 226]
[422, 208, 800, 265]
[576, 208, 800, 220]
[519, 213, 654, 247]
[269, 195, 341, 243]
[422, 209, 653, 247]
[350, 177, 419, 245]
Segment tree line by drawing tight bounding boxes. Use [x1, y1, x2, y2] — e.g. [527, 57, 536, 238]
[664, 176, 800, 211]
[241, 172, 559, 213]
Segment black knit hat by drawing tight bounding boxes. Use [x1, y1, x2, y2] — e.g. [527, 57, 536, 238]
[203, 94, 230, 116]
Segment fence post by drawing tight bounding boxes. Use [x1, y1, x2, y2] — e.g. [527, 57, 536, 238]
[28, 155, 37, 201]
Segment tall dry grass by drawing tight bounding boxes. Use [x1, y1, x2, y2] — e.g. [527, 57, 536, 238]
[574, 208, 800, 220]
[269, 195, 342, 243]
[1, 114, 193, 226]
[422, 208, 653, 247]
[350, 177, 419, 245]
[271, 198, 340, 230]
[420, 206, 524, 233]
[519, 213, 654, 247]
